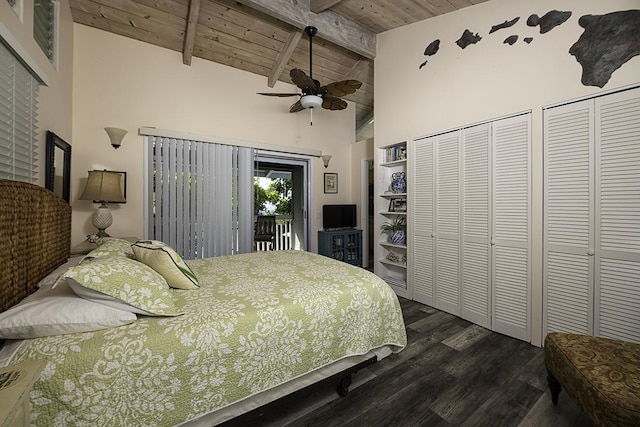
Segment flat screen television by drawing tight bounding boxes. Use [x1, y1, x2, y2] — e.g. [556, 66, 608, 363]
[323, 204, 357, 230]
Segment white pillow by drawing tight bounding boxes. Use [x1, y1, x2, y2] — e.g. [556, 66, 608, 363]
[37, 256, 84, 289]
[0, 281, 137, 339]
[132, 240, 199, 290]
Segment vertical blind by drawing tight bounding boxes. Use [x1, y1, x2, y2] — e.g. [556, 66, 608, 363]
[0, 41, 39, 182]
[144, 136, 253, 259]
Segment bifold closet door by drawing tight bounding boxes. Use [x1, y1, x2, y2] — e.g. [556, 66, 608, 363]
[413, 136, 435, 306]
[543, 100, 594, 337]
[492, 114, 531, 341]
[435, 132, 462, 316]
[544, 87, 640, 344]
[461, 124, 491, 328]
[594, 89, 640, 343]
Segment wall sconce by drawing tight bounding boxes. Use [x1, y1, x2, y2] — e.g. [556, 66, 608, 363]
[321, 154, 332, 168]
[104, 127, 127, 149]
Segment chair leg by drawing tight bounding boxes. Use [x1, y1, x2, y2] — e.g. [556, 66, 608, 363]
[547, 370, 562, 405]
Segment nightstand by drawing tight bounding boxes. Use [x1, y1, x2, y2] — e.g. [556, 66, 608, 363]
[0, 360, 45, 427]
[70, 236, 140, 256]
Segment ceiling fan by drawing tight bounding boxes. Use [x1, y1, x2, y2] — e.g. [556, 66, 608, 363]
[258, 26, 362, 124]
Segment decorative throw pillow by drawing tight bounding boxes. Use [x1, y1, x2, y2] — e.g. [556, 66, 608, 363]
[85, 237, 135, 260]
[62, 256, 182, 316]
[0, 280, 136, 339]
[132, 240, 199, 290]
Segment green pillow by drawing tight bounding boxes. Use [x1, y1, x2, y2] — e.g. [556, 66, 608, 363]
[86, 237, 135, 259]
[62, 256, 182, 316]
[132, 240, 199, 290]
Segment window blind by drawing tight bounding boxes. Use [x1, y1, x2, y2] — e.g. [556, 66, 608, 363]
[34, 0, 54, 60]
[0, 41, 39, 182]
[145, 136, 253, 259]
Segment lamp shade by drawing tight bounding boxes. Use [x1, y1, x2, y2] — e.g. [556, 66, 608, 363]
[300, 94, 322, 109]
[79, 170, 126, 203]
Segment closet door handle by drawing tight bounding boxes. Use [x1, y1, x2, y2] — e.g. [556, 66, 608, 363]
[490, 239, 496, 246]
[587, 249, 595, 256]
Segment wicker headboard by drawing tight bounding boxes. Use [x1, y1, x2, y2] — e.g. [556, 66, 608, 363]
[0, 179, 71, 313]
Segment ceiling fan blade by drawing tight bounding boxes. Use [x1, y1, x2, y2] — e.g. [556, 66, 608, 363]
[290, 69, 318, 94]
[289, 100, 305, 113]
[321, 80, 363, 97]
[322, 96, 347, 111]
[257, 92, 301, 97]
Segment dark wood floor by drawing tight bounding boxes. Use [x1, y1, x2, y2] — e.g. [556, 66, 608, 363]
[225, 297, 591, 426]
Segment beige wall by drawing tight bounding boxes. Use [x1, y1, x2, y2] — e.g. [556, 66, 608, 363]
[72, 24, 356, 249]
[351, 138, 374, 267]
[375, 0, 640, 346]
[350, 138, 374, 230]
[0, 0, 74, 182]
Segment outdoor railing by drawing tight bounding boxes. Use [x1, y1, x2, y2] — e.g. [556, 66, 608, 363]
[255, 217, 293, 251]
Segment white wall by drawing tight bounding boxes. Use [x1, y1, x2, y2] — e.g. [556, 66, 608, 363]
[72, 24, 356, 248]
[375, 0, 640, 346]
[0, 0, 74, 181]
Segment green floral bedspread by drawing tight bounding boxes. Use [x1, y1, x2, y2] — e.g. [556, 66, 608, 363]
[9, 250, 407, 426]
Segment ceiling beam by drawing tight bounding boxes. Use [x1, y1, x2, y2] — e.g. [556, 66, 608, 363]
[310, 0, 343, 14]
[235, 0, 376, 59]
[182, 0, 201, 65]
[268, 30, 303, 87]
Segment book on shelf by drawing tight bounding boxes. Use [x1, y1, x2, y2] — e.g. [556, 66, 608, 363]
[383, 146, 406, 163]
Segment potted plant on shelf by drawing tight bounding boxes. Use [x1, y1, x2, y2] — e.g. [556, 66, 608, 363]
[380, 216, 406, 245]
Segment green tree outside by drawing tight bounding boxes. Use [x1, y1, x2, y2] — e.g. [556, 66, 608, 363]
[254, 178, 292, 216]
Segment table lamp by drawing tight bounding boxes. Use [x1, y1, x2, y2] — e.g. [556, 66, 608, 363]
[79, 170, 126, 237]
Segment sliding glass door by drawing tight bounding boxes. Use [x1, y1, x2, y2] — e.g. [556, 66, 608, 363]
[254, 151, 310, 251]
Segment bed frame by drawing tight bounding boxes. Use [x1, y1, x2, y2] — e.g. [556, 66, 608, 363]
[0, 179, 71, 313]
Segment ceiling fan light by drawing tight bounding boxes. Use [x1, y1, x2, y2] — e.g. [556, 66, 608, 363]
[300, 95, 322, 109]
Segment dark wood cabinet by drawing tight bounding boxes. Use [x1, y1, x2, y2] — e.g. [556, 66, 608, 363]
[318, 229, 362, 267]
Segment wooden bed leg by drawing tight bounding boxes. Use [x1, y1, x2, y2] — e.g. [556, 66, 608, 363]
[547, 370, 562, 405]
[337, 374, 352, 397]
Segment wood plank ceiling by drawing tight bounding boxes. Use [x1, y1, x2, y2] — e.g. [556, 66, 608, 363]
[69, 0, 488, 138]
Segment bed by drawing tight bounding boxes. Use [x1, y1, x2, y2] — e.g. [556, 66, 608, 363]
[0, 179, 407, 426]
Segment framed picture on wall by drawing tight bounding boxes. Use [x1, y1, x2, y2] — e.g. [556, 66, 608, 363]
[45, 131, 71, 203]
[324, 173, 338, 194]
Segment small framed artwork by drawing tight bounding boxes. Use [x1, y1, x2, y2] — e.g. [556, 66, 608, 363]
[392, 198, 407, 212]
[94, 170, 127, 203]
[324, 173, 338, 194]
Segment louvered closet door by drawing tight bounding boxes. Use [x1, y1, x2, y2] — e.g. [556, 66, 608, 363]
[543, 100, 594, 337]
[435, 131, 461, 316]
[461, 124, 491, 328]
[595, 88, 640, 343]
[492, 114, 531, 341]
[413, 136, 435, 305]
